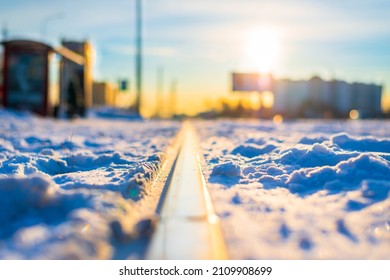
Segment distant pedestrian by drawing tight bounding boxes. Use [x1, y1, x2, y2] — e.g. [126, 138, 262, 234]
[67, 72, 82, 118]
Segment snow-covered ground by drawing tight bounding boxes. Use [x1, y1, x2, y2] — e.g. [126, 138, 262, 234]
[196, 119, 390, 259]
[0, 108, 180, 259]
[2, 108, 389, 260]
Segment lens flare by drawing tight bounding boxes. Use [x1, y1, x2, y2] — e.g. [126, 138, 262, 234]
[349, 110, 359, 120]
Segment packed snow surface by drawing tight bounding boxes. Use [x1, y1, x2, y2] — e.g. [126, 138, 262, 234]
[0, 109, 180, 259]
[2, 108, 389, 260]
[196, 120, 390, 259]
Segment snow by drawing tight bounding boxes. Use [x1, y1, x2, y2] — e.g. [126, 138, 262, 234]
[196, 120, 390, 259]
[0, 108, 180, 259]
[1, 108, 389, 260]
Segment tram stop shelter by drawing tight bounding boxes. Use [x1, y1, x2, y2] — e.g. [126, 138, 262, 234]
[1, 40, 85, 116]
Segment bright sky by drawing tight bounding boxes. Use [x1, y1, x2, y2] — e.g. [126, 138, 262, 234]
[1, 0, 390, 116]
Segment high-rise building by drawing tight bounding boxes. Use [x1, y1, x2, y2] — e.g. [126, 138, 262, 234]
[351, 82, 382, 118]
[272, 76, 382, 118]
[273, 79, 309, 117]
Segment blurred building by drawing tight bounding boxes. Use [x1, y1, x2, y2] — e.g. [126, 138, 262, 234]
[272, 76, 382, 118]
[59, 40, 93, 117]
[92, 81, 118, 106]
[351, 82, 382, 118]
[273, 79, 309, 117]
[330, 79, 353, 117]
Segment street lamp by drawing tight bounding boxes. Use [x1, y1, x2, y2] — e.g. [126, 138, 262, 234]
[40, 13, 65, 42]
[2, 22, 8, 41]
[134, 0, 142, 115]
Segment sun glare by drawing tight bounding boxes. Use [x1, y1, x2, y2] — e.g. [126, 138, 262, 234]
[243, 27, 281, 74]
[262, 91, 274, 108]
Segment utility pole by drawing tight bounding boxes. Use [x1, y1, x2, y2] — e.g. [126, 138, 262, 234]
[170, 79, 177, 118]
[155, 67, 164, 118]
[134, 0, 142, 115]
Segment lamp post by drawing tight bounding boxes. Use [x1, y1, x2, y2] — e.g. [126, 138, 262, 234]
[2, 22, 8, 41]
[40, 13, 65, 42]
[134, 0, 142, 115]
[155, 67, 164, 118]
[170, 79, 177, 118]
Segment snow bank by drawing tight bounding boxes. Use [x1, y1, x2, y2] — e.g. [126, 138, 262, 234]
[331, 133, 390, 152]
[231, 143, 277, 158]
[0, 175, 115, 259]
[88, 106, 143, 120]
[196, 120, 390, 259]
[287, 153, 390, 195]
[0, 108, 180, 259]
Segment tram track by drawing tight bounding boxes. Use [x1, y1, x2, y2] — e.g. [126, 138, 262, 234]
[146, 122, 228, 260]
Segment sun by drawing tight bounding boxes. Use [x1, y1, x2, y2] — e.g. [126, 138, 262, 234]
[243, 27, 281, 74]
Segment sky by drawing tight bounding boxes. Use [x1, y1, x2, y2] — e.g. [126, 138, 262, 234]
[1, 0, 390, 116]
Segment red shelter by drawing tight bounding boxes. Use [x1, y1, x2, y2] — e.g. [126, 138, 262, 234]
[2, 40, 53, 116]
[1, 39, 85, 117]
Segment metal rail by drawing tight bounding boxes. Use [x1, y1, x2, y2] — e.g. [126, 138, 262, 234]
[146, 122, 228, 259]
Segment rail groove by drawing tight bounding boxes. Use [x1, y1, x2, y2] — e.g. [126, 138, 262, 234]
[146, 122, 227, 260]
